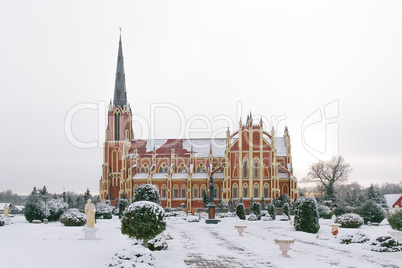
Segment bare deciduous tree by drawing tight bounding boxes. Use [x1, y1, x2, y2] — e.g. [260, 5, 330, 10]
[302, 156, 352, 201]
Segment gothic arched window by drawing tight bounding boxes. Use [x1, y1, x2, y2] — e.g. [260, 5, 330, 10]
[243, 159, 248, 178]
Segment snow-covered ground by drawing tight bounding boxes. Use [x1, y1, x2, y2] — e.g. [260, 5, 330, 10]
[1, 214, 401, 267]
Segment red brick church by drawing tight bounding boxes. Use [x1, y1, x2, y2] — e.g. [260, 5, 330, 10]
[99, 35, 299, 209]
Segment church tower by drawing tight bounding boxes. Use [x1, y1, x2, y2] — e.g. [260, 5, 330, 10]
[99, 32, 134, 204]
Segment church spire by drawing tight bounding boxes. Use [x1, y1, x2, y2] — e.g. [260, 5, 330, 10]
[113, 29, 127, 109]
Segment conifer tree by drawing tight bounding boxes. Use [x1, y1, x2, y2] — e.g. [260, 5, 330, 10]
[228, 198, 234, 212]
[293, 196, 320, 234]
[250, 202, 261, 220]
[24, 187, 45, 223]
[236, 202, 246, 220]
[267, 203, 276, 220]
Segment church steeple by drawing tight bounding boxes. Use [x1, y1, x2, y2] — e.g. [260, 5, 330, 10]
[113, 30, 127, 109]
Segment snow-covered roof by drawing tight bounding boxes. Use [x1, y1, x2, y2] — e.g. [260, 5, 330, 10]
[130, 138, 226, 157]
[172, 173, 188, 179]
[275, 137, 287, 156]
[152, 173, 168, 179]
[191, 173, 208, 179]
[278, 173, 290, 178]
[384, 194, 402, 207]
[132, 173, 149, 179]
[213, 173, 224, 179]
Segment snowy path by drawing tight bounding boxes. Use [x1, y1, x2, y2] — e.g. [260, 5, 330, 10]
[153, 217, 402, 268]
[1, 215, 401, 268]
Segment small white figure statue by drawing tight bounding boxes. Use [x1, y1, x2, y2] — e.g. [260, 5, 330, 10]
[4, 204, 9, 217]
[84, 200, 96, 228]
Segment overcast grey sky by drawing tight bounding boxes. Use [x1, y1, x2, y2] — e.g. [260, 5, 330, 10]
[1, 1, 401, 194]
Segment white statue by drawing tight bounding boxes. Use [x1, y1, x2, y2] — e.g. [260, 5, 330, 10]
[84, 200, 96, 228]
[4, 204, 9, 217]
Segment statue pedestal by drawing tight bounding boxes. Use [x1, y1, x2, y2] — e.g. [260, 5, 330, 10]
[80, 227, 100, 240]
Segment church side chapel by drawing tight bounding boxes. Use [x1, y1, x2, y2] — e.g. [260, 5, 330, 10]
[99, 34, 298, 210]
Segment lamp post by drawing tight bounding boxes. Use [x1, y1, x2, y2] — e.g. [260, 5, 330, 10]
[205, 163, 224, 224]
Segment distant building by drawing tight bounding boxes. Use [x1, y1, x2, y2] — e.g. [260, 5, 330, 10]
[385, 194, 402, 208]
[0, 203, 23, 214]
[99, 34, 299, 209]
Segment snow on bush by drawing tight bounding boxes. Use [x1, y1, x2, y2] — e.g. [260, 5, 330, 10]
[133, 233, 168, 251]
[279, 213, 289, 221]
[121, 201, 166, 247]
[293, 196, 320, 234]
[248, 214, 258, 221]
[387, 207, 402, 231]
[370, 236, 402, 252]
[318, 204, 332, 219]
[60, 208, 87, 226]
[96, 201, 114, 219]
[134, 184, 161, 204]
[250, 203, 261, 220]
[335, 213, 364, 228]
[186, 216, 199, 223]
[262, 215, 273, 221]
[339, 232, 369, 244]
[106, 245, 155, 267]
[216, 212, 236, 218]
[45, 198, 68, 221]
[0, 216, 5, 226]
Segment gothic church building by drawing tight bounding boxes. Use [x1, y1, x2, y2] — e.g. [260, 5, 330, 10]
[99, 35, 299, 209]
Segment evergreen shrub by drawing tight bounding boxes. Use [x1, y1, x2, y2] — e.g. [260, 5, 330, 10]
[60, 209, 87, 226]
[250, 203, 261, 220]
[318, 204, 332, 219]
[267, 203, 276, 220]
[236, 203, 246, 220]
[387, 208, 402, 231]
[121, 201, 166, 247]
[356, 201, 386, 224]
[293, 196, 320, 234]
[133, 184, 161, 204]
[371, 236, 402, 252]
[0, 216, 5, 227]
[335, 213, 364, 228]
[339, 232, 369, 244]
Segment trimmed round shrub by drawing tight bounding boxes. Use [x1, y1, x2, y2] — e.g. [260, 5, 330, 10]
[250, 203, 261, 220]
[235, 203, 246, 220]
[293, 196, 320, 234]
[318, 204, 332, 219]
[335, 213, 363, 228]
[121, 201, 166, 247]
[134, 184, 161, 204]
[357, 201, 386, 224]
[60, 209, 87, 226]
[371, 236, 402, 252]
[0, 216, 5, 227]
[339, 232, 369, 244]
[387, 208, 402, 231]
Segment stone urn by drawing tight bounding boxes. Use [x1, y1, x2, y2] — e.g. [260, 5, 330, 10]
[234, 225, 247, 236]
[274, 239, 295, 258]
[331, 224, 341, 238]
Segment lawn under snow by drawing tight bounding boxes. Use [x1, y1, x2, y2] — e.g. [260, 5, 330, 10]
[1, 214, 401, 268]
